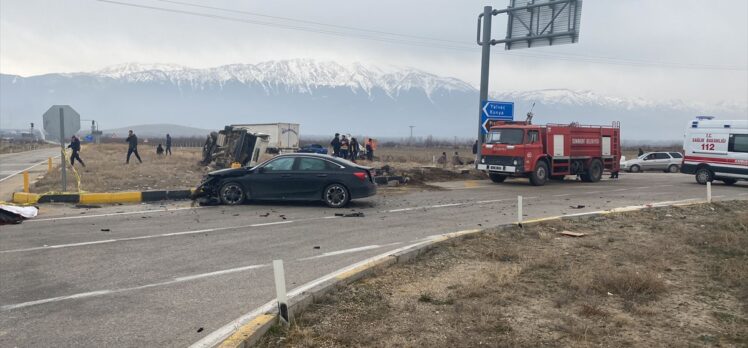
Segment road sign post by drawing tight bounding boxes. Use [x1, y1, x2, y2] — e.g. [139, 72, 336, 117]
[475, 0, 582, 167]
[59, 108, 67, 192]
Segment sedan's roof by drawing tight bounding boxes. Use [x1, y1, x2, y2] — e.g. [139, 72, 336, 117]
[275, 153, 371, 169]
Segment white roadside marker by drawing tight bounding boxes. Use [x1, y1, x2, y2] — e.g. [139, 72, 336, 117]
[273, 260, 290, 326]
[517, 195, 523, 225]
[707, 181, 712, 203]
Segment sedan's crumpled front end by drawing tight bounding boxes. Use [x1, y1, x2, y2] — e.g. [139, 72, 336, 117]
[191, 175, 221, 205]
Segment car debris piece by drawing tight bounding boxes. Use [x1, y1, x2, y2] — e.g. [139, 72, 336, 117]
[75, 204, 102, 209]
[101, 228, 110, 232]
[560, 231, 586, 237]
[334, 212, 365, 217]
[569, 205, 585, 209]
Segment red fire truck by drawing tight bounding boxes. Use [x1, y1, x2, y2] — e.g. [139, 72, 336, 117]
[476, 120, 621, 186]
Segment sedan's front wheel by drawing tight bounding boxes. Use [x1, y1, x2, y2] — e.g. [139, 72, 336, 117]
[323, 183, 349, 208]
[219, 181, 246, 205]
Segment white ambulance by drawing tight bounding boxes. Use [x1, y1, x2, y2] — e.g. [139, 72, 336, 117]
[681, 116, 748, 185]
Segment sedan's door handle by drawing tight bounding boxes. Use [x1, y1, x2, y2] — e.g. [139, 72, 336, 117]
[316, 174, 328, 177]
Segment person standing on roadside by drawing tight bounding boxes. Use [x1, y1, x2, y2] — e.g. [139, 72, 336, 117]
[330, 133, 341, 157]
[126, 130, 142, 164]
[67, 135, 85, 167]
[366, 139, 374, 161]
[165, 133, 172, 156]
[349, 137, 360, 162]
[339, 135, 350, 159]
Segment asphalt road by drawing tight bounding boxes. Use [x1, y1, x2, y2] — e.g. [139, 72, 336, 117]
[0, 147, 59, 182]
[1, 173, 746, 347]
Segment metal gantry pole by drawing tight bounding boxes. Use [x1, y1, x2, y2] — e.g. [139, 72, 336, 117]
[476, 5, 493, 166]
[59, 107, 67, 192]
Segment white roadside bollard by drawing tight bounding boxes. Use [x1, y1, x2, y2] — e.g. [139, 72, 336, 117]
[273, 260, 290, 326]
[517, 195, 523, 226]
[707, 181, 712, 203]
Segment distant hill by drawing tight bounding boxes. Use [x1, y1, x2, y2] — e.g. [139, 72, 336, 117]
[102, 124, 210, 138]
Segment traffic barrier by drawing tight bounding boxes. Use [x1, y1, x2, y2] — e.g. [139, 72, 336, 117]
[12, 189, 194, 205]
[23, 171, 29, 193]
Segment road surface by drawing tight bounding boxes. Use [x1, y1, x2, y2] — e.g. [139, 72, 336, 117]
[1, 173, 746, 347]
[0, 147, 60, 200]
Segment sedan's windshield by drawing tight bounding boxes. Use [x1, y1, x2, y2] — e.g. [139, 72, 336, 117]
[486, 129, 524, 145]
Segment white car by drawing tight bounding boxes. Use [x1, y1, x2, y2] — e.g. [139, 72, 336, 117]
[621, 152, 683, 173]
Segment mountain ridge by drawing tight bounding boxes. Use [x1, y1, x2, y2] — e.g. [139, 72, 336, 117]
[1, 59, 746, 140]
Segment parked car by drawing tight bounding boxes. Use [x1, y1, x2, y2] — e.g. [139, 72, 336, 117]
[298, 144, 328, 154]
[192, 153, 376, 207]
[621, 152, 683, 173]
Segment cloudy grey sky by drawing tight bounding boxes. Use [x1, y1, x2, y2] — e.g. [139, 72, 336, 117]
[1, 0, 746, 104]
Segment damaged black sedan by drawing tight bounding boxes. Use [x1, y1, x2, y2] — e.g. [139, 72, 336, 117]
[192, 153, 377, 208]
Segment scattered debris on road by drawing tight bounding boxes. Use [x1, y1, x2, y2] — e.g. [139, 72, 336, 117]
[334, 212, 365, 217]
[560, 230, 586, 237]
[570, 204, 586, 209]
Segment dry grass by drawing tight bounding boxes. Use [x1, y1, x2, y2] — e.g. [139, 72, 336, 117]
[32, 144, 207, 193]
[0, 142, 54, 154]
[258, 201, 748, 347]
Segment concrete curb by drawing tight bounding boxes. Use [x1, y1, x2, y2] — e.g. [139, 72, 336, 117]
[213, 198, 709, 348]
[11, 189, 194, 205]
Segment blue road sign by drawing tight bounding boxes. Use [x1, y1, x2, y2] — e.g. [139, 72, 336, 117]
[480, 101, 514, 134]
[84, 134, 94, 142]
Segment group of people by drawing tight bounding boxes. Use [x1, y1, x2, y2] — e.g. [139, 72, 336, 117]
[330, 133, 375, 162]
[65, 131, 173, 167]
[437, 151, 465, 167]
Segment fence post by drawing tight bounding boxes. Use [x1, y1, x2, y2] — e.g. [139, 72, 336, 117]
[48, 157, 52, 173]
[707, 182, 712, 203]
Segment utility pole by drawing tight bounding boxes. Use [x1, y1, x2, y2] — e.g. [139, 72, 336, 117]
[476, 5, 493, 166]
[408, 125, 415, 145]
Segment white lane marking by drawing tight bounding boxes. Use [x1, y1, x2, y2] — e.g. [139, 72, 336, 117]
[553, 194, 572, 197]
[249, 221, 294, 227]
[1, 219, 297, 254]
[611, 188, 629, 192]
[29, 206, 204, 222]
[430, 203, 463, 208]
[475, 199, 507, 204]
[298, 242, 401, 261]
[0, 158, 53, 182]
[1, 264, 267, 311]
[388, 207, 417, 212]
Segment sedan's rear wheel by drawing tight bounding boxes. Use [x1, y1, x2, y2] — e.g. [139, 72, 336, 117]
[668, 164, 679, 173]
[323, 183, 349, 208]
[219, 181, 246, 205]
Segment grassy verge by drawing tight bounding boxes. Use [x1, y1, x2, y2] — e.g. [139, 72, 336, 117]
[259, 201, 748, 347]
[32, 144, 207, 193]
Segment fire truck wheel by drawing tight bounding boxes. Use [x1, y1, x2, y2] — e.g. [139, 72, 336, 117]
[721, 178, 737, 185]
[695, 168, 713, 185]
[489, 173, 507, 183]
[529, 161, 548, 186]
[629, 165, 641, 173]
[581, 159, 603, 182]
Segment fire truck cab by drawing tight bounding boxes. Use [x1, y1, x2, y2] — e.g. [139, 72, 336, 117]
[477, 121, 621, 186]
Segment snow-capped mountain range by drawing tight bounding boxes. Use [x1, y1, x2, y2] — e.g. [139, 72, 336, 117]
[2, 59, 745, 140]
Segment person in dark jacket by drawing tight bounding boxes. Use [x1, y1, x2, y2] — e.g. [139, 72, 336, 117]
[126, 130, 142, 164]
[365, 139, 374, 161]
[349, 137, 359, 162]
[156, 143, 164, 156]
[330, 133, 341, 157]
[472, 140, 478, 155]
[67, 135, 85, 167]
[638, 148, 644, 157]
[165, 133, 172, 156]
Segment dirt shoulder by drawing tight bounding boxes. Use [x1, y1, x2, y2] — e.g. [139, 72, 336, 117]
[32, 144, 207, 193]
[259, 201, 748, 347]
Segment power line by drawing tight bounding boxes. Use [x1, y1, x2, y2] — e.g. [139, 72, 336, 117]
[150, 0, 469, 45]
[95, 0, 748, 71]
